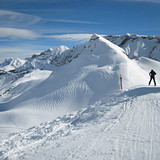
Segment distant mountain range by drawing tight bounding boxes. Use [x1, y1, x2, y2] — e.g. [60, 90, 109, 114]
[1, 34, 160, 74]
[105, 34, 160, 60]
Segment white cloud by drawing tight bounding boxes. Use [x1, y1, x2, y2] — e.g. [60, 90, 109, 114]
[46, 34, 93, 42]
[0, 47, 42, 61]
[45, 19, 100, 24]
[0, 28, 93, 41]
[0, 28, 40, 39]
[0, 10, 41, 26]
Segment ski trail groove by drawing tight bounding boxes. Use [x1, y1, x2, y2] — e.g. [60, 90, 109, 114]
[134, 100, 146, 160]
[149, 101, 154, 160]
[120, 98, 136, 160]
[80, 99, 130, 159]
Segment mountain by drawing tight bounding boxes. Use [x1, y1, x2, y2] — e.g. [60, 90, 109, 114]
[104, 33, 160, 61]
[1, 34, 160, 160]
[0, 45, 71, 103]
[0, 58, 25, 71]
[0, 34, 150, 135]
[14, 45, 72, 72]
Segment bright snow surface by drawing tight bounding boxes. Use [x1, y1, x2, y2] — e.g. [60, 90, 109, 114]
[1, 34, 160, 159]
[0, 58, 25, 71]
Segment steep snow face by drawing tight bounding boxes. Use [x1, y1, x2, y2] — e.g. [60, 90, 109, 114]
[104, 34, 160, 61]
[0, 58, 25, 71]
[0, 34, 149, 136]
[81, 34, 148, 89]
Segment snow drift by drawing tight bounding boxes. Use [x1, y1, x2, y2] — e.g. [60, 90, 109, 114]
[0, 34, 149, 136]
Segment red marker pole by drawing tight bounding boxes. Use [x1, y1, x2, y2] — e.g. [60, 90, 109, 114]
[120, 74, 122, 90]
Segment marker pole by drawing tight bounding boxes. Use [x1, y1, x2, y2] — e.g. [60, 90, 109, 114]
[120, 74, 122, 90]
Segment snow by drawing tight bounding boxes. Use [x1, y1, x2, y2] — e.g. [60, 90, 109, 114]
[0, 69, 52, 135]
[105, 34, 160, 61]
[0, 58, 25, 71]
[1, 34, 160, 160]
[0, 69, 52, 103]
[17, 45, 69, 71]
[1, 86, 160, 160]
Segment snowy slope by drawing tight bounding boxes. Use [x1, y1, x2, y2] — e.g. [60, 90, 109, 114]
[0, 34, 151, 137]
[0, 69, 52, 135]
[1, 86, 160, 160]
[105, 34, 160, 61]
[1, 33, 160, 160]
[0, 69, 52, 103]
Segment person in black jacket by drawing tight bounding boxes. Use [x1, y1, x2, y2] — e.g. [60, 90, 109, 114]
[148, 69, 156, 86]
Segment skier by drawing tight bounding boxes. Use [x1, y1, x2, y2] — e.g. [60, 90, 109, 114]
[148, 69, 156, 86]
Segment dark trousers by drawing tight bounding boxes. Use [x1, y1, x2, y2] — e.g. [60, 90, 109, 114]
[149, 76, 156, 86]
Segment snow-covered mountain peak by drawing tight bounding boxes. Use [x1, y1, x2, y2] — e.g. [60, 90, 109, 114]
[11, 58, 25, 67]
[55, 45, 69, 51]
[0, 58, 25, 71]
[90, 33, 100, 40]
[13, 45, 70, 72]
[86, 34, 126, 59]
[50, 45, 69, 56]
[39, 45, 69, 56]
[50, 45, 69, 53]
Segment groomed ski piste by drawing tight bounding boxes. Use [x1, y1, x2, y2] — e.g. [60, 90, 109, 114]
[1, 34, 160, 160]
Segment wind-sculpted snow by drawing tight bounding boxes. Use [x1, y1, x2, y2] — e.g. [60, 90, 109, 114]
[1, 86, 160, 160]
[0, 34, 154, 136]
[105, 34, 160, 61]
[0, 91, 130, 160]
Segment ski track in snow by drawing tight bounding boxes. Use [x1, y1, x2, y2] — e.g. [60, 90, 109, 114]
[106, 95, 160, 160]
[77, 93, 160, 160]
[1, 87, 160, 160]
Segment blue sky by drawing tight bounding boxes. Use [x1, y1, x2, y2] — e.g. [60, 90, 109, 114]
[0, 0, 160, 61]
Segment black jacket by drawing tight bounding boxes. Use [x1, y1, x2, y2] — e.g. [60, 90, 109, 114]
[149, 70, 156, 77]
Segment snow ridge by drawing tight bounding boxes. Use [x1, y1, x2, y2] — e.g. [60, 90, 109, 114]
[104, 34, 160, 61]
